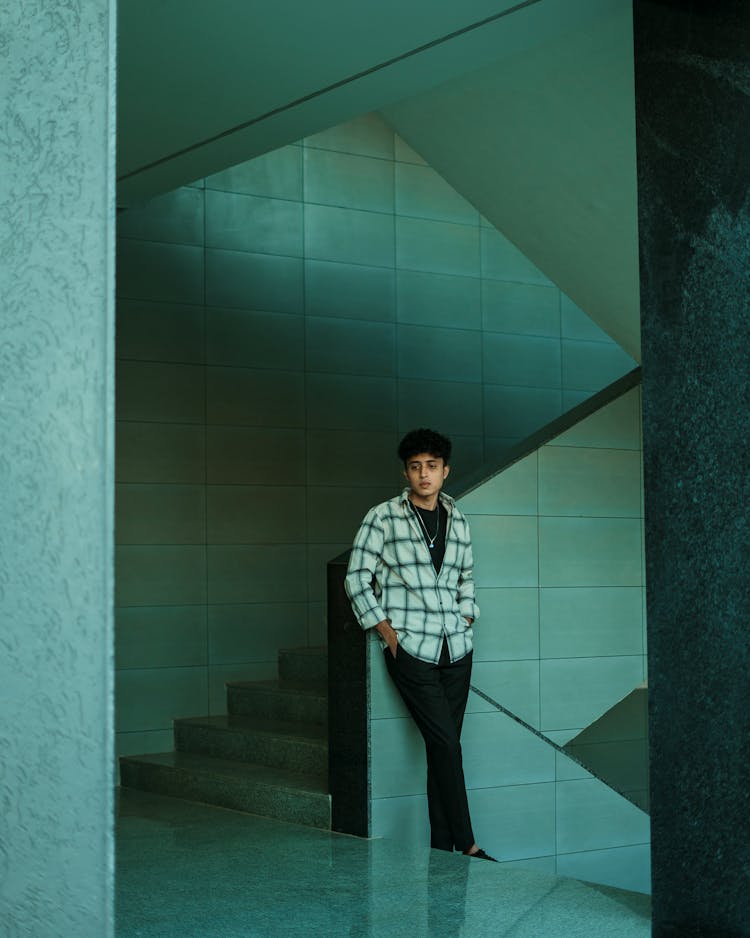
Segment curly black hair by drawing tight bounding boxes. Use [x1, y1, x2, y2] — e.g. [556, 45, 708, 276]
[397, 428, 452, 466]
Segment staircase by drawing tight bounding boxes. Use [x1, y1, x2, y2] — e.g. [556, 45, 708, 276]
[119, 646, 331, 829]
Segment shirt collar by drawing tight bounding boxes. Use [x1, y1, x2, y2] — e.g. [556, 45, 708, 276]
[399, 487, 455, 511]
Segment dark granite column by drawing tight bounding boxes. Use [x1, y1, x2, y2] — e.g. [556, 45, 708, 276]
[634, 3, 750, 936]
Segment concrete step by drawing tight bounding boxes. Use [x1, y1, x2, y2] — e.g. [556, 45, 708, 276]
[278, 645, 328, 683]
[227, 680, 327, 725]
[174, 714, 327, 776]
[119, 751, 331, 830]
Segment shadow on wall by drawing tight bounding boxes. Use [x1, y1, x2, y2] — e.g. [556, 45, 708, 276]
[113, 112, 636, 780]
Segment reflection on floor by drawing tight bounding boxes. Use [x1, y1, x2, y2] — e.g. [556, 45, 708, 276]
[116, 789, 651, 937]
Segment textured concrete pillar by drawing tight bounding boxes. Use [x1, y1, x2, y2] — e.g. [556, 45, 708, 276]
[634, 3, 750, 936]
[1, 2, 116, 935]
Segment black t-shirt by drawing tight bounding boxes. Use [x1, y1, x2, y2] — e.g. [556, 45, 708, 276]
[409, 501, 448, 573]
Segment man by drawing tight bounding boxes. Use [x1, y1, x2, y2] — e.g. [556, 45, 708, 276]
[345, 428, 496, 861]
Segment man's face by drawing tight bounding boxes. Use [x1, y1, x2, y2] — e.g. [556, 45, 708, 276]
[403, 452, 450, 502]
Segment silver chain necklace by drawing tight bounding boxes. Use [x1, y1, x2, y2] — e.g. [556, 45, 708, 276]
[412, 502, 440, 549]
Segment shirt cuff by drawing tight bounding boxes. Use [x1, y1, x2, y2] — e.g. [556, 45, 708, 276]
[358, 605, 388, 630]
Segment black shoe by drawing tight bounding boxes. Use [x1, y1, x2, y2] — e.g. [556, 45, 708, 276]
[469, 848, 498, 862]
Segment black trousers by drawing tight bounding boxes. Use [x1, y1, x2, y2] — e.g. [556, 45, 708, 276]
[384, 639, 475, 852]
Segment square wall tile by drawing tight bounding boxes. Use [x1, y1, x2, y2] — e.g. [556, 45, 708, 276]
[206, 485, 305, 544]
[484, 385, 562, 439]
[307, 485, 394, 543]
[307, 374, 397, 431]
[304, 148, 394, 213]
[394, 135, 426, 165]
[307, 602, 327, 646]
[561, 294, 611, 341]
[115, 666, 208, 731]
[117, 187, 204, 245]
[396, 216, 479, 277]
[117, 300, 204, 363]
[459, 452, 537, 515]
[369, 649, 411, 720]
[397, 380, 482, 436]
[462, 711, 554, 787]
[116, 545, 206, 607]
[116, 483, 205, 544]
[396, 269, 480, 330]
[116, 360, 205, 424]
[468, 783, 555, 862]
[540, 656, 645, 732]
[555, 777, 650, 854]
[116, 421, 205, 484]
[563, 389, 593, 410]
[557, 844, 651, 895]
[540, 587, 643, 658]
[207, 367, 305, 427]
[482, 437, 518, 466]
[482, 281, 559, 337]
[205, 249, 303, 313]
[471, 588, 539, 661]
[206, 307, 303, 371]
[207, 602, 308, 664]
[562, 339, 636, 392]
[539, 446, 642, 518]
[568, 686, 648, 744]
[305, 260, 395, 322]
[207, 426, 305, 485]
[307, 543, 350, 602]
[207, 544, 307, 603]
[305, 113, 394, 159]
[470, 661, 540, 727]
[482, 332, 561, 389]
[446, 434, 484, 484]
[469, 515, 538, 588]
[370, 794, 430, 845]
[205, 190, 303, 257]
[549, 387, 641, 450]
[397, 324, 481, 384]
[116, 605, 207, 669]
[539, 517, 643, 587]
[555, 748, 592, 782]
[117, 239, 204, 304]
[395, 163, 478, 225]
[305, 203, 394, 269]
[209, 662, 278, 714]
[306, 316, 395, 377]
[205, 146, 302, 200]
[480, 228, 550, 285]
[371, 717, 426, 798]
[307, 429, 398, 486]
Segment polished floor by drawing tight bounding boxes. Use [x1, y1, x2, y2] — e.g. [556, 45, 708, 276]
[116, 789, 651, 937]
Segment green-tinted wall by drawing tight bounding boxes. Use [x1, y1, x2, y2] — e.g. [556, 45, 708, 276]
[368, 386, 649, 893]
[115, 113, 635, 764]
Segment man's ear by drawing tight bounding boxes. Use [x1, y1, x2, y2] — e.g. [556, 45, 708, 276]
[443, 464, 450, 479]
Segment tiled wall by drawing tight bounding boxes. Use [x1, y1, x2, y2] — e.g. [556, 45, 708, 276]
[368, 386, 650, 893]
[115, 113, 635, 762]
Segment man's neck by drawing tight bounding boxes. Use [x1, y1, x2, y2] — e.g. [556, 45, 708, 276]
[409, 491, 440, 511]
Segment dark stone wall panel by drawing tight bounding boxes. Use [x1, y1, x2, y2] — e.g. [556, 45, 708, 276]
[634, 3, 750, 936]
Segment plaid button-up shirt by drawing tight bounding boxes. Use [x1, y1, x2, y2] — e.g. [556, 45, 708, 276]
[345, 488, 480, 663]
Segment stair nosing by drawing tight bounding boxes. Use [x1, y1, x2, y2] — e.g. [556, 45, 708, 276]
[120, 751, 328, 795]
